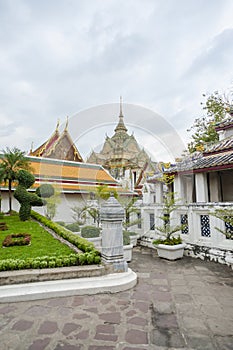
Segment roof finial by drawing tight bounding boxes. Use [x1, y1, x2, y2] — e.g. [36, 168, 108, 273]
[120, 96, 123, 117]
[56, 119, 60, 132]
[30, 141, 34, 153]
[65, 116, 69, 132]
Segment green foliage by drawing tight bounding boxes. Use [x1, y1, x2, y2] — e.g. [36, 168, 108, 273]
[31, 211, 101, 257]
[2, 233, 31, 247]
[81, 225, 100, 238]
[96, 184, 118, 200]
[0, 213, 101, 271]
[71, 205, 87, 225]
[56, 221, 66, 226]
[153, 235, 182, 246]
[0, 147, 32, 212]
[0, 214, 73, 261]
[14, 170, 45, 221]
[211, 208, 233, 239]
[153, 174, 186, 247]
[123, 231, 130, 245]
[118, 197, 141, 230]
[66, 222, 80, 232]
[36, 184, 55, 198]
[187, 91, 230, 153]
[153, 192, 185, 244]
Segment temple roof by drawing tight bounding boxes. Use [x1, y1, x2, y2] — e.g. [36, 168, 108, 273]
[29, 119, 83, 162]
[0, 155, 135, 195]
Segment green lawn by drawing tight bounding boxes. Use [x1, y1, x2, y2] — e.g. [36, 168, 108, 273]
[0, 214, 74, 260]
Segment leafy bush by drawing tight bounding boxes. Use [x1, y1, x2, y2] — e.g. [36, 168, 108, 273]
[123, 231, 130, 245]
[153, 235, 182, 246]
[2, 233, 31, 247]
[81, 226, 100, 238]
[0, 252, 101, 271]
[66, 222, 80, 232]
[36, 184, 55, 198]
[31, 211, 101, 257]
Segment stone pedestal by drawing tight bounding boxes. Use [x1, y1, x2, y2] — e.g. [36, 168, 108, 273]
[100, 196, 128, 272]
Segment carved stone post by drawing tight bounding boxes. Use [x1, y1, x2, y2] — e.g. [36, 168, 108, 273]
[100, 196, 127, 272]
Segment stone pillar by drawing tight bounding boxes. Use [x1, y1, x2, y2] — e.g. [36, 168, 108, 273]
[100, 196, 128, 272]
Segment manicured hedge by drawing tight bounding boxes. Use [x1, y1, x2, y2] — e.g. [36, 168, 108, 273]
[0, 252, 101, 271]
[31, 211, 101, 257]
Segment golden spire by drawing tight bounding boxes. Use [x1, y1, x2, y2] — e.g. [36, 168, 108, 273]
[120, 96, 123, 117]
[65, 116, 69, 132]
[114, 96, 127, 133]
[56, 119, 60, 132]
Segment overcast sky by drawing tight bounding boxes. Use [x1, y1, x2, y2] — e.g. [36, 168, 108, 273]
[0, 0, 233, 162]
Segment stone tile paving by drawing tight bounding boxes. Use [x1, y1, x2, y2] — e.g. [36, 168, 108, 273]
[0, 246, 232, 350]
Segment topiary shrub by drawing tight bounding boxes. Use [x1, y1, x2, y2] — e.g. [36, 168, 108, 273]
[36, 184, 55, 198]
[14, 170, 54, 221]
[66, 222, 80, 232]
[81, 226, 100, 238]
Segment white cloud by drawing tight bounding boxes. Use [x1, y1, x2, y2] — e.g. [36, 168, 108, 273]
[0, 0, 233, 161]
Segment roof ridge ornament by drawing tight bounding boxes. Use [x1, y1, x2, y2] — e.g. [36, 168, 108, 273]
[56, 119, 60, 132]
[65, 116, 69, 132]
[120, 96, 123, 117]
[114, 96, 128, 134]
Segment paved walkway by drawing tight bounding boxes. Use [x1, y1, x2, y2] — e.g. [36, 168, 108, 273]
[0, 247, 232, 350]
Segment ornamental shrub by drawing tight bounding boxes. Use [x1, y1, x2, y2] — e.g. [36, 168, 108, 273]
[14, 170, 45, 221]
[30, 211, 101, 258]
[36, 184, 55, 198]
[66, 222, 80, 232]
[81, 226, 100, 238]
[2, 233, 31, 247]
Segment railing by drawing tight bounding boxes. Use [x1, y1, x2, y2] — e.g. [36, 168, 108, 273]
[138, 202, 233, 266]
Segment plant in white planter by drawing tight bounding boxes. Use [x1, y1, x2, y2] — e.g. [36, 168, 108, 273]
[123, 231, 133, 262]
[81, 226, 102, 249]
[153, 178, 186, 260]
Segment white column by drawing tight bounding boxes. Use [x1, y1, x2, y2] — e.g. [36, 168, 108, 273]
[174, 175, 184, 203]
[195, 173, 208, 202]
[155, 182, 163, 204]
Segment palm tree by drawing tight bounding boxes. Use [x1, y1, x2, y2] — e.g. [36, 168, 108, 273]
[0, 147, 32, 212]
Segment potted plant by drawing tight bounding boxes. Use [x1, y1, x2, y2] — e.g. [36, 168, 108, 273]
[153, 190, 186, 261]
[81, 225, 102, 249]
[123, 231, 133, 262]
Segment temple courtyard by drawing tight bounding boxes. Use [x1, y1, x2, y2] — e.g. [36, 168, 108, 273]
[0, 247, 232, 350]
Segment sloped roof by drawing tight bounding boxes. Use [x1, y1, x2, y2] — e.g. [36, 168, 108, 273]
[29, 121, 83, 162]
[0, 155, 134, 195]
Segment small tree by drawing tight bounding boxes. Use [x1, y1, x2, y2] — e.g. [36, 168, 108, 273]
[71, 185, 118, 227]
[118, 196, 141, 231]
[0, 147, 32, 212]
[153, 174, 186, 245]
[187, 91, 231, 153]
[212, 208, 233, 239]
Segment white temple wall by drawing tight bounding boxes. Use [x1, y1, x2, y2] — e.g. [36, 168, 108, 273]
[139, 202, 233, 268]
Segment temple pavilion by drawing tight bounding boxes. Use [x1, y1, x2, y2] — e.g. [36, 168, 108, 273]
[29, 119, 83, 162]
[87, 98, 156, 193]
